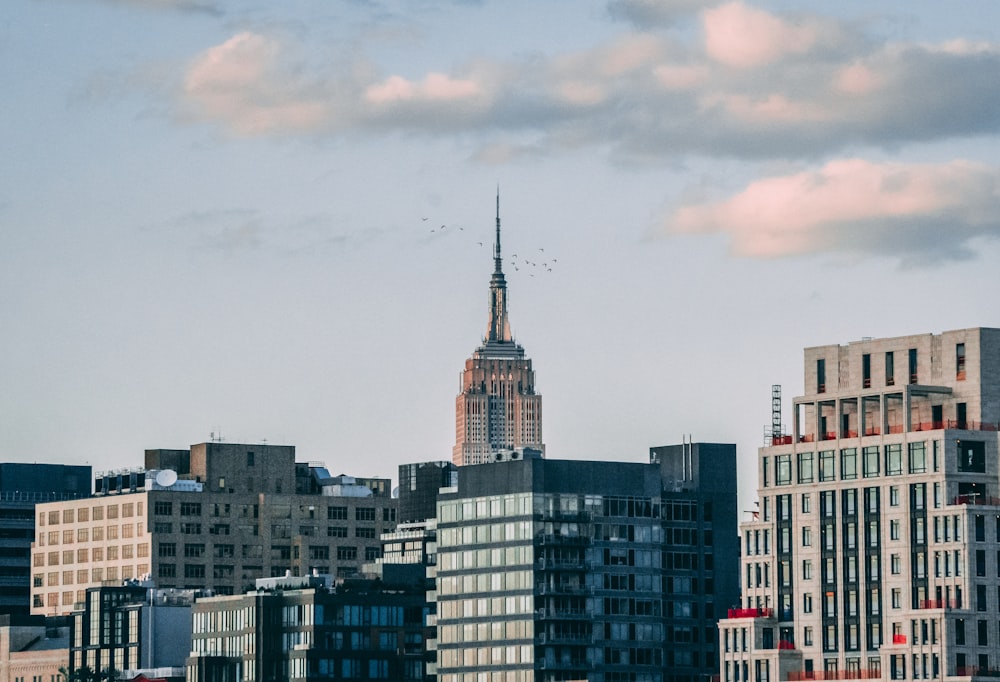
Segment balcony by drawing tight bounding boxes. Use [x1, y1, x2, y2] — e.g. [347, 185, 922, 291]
[537, 607, 590, 620]
[955, 667, 1000, 677]
[952, 495, 1000, 507]
[788, 671, 882, 680]
[726, 607, 773, 619]
[917, 599, 962, 610]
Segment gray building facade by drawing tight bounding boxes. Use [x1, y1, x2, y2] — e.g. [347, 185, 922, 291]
[435, 446, 738, 682]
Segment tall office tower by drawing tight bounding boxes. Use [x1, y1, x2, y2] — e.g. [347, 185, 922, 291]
[719, 328, 1000, 682]
[435, 446, 738, 682]
[0, 463, 90, 619]
[453, 197, 543, 466]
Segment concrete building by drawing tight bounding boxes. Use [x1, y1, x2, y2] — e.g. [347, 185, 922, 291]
[0, 617, 69, 682]
[453, 197, 544, 466]
[719, 327, 1000, 682]
[0, 464, 90, 619]
[68, 583, 196, 680]
[30, 443, 397, 616]
[435, 446, 738, 682]
[185, 573, 433, 682]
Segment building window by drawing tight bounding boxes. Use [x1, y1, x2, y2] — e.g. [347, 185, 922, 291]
[841, 449, 857, 480]
[776, 455, 792, 485]
[802, 527, 812, 547]
[798, 454, 814, 484]
[819, 451, 835, 482]
[154, 502, 172, 516]
[802, 493, 812, 514]
[908, 442, 927, 473]
[817, 359, 826, 393]
[958, 440, 986, 473]
[956, 343, 966, 380]
[184, 564, 205, 579]
[863, 447, 879, 478]
[356, 508, 376, 522]
[180, 503, 202, 516]
[158, 564, 175, 578]
[862, 353, 871, 388]
[328, 506, 348, 520]
[885, 351, 895, 386]
[337, 546, 358, 561]
[885, 444, 902, 476]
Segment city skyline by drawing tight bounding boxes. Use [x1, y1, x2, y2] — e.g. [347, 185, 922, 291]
[3, 1, 1000, 516]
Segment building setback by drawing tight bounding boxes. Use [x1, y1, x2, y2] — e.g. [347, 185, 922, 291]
[719, 327, 1000, 681]
[30, 443, 397, 616]
[435, 446, 738, 682]
[453, 197, 543, 466]
[186, 573, 433, 682]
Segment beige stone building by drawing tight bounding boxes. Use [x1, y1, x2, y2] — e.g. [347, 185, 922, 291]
[453, 197, 543, 466]
[720, 328, 1000, 681]
[30, 443, 397, 617]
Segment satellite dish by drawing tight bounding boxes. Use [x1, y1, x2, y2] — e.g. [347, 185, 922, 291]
[156, 469, 178, 487]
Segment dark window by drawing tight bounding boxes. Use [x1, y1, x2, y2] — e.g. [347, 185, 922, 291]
[958, 441, 985, 473]
[817, 359, 826, 393]
[154, 502, 173, 516]
[862, 354, 871, 388]
[180, 503, 202, 516]
[356, 507, 376, 522]
[908, 348, 918, 384]
[184, 564, 205, 579]
[157, 543, 176, 558]
[158, 564, 175, 578]
[885, 351, 895, 386]
[328, 506, 348, 520]
[247, 451, 255, 466]
[337, 546, 358, 561]
[956, 343, 966, 379]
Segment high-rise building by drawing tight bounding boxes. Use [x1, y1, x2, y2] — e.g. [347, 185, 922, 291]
[30, 443, 397, 616]
[719, 327, 1000, 682]
[0, 463, 90, 619]
[435, 446, 738, 682]
[453, 197, 543, 466]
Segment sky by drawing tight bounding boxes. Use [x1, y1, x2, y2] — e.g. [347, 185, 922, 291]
[3, 0, 1000, 515]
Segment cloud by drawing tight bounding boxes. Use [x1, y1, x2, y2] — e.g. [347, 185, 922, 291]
[666, 159, 1000, 263]
[607, 0, 710, 28]
[181, 32, 333, 135]
[97, 0, 222, 15]
[170, 6, 1000, 161]
[702, 2, 822, 68]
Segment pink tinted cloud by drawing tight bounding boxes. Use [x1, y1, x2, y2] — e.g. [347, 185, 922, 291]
[668, 159, 1000, 258]
[183, 32, 328, 135]
[702, 2, 819, 68]
[364, 73, 482, 105]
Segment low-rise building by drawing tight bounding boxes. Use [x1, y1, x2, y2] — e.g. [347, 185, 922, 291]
[186, 573, 432, 681]
[31, 443, 397, 616]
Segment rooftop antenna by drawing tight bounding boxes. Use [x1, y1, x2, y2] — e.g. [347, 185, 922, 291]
[494, 185, 502, 274]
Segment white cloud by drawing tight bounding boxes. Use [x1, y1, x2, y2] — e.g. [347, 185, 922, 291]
[169, 7, 1000, 161]
[666, 159, 1000, 262]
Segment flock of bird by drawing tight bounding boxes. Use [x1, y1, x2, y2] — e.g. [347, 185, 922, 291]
[422, 216, 557, 277]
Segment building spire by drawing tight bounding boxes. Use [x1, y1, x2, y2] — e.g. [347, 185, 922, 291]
[486, 189, 512, 343]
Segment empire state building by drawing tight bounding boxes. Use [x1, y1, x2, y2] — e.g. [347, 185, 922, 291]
[452, 197, 544, 466]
